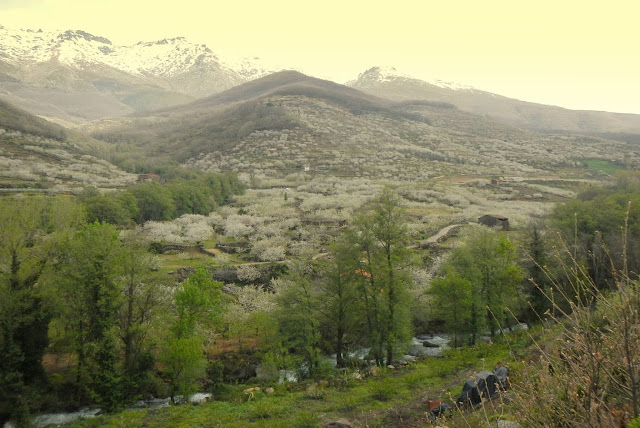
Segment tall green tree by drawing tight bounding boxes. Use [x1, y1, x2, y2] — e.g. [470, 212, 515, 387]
[161, 267, 223, 403]
[168, 181, 214, 216]
[429, 266, 473, 348]
[58, 223, 124, 410]
[315, 236, 365, 368]
[129, 182, 175, 223]
[83, 194, 132, 225]
[117, 235, 168, 395]
[522, 223, 555, 322]
[350, 188, 413, 365]
[438, 227, 523, 344]
[0, 196, 83, 424]
[275, 262, 323, 378]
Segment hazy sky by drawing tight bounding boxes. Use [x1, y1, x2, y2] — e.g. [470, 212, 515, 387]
[2, 0, 638, 114]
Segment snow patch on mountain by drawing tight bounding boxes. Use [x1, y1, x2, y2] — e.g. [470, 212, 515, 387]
[356, 66, 475, 92]
[216, 53, 280, 80]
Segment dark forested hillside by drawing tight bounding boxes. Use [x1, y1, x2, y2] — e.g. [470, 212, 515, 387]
[0, 98, 67, 140]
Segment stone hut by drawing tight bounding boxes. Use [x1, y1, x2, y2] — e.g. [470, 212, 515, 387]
[478, 215, 510, 231]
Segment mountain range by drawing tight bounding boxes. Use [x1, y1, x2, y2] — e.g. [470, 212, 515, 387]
[0, 25, 274, 125]
[1, 24, 640, 191]
[2, 24, 640, 143]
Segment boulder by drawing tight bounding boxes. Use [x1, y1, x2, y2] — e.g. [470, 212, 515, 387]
[422, 336, 450, 347]
[494, 366, 509, 389]
[407, 345, 431, 357]
[265, 387, 275, 394]
[189, 393, 211, 405]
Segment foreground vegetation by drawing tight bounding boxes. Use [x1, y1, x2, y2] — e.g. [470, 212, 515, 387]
[67, 339, 526, 428]
[3, 171, 640, 427]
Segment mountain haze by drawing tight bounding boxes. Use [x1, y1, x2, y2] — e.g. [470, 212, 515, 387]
[349, 67, 640, 138]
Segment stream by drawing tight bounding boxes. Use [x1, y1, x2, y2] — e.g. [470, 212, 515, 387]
[2, 393, 212, 428]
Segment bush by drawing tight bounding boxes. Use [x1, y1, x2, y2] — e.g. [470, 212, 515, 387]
[250, 398, 281, 420]
[368, 376, 397, 402]
[337, 394, 358, 411]
[292, 410, 319, 428]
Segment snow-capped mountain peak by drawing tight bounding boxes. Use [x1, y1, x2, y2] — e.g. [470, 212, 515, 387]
[57, 29, 112, 45]
[0, 25, 274, 80]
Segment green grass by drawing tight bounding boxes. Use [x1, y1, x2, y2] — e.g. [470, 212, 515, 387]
[69, 337, 528, 428]
[580, 159, 625, 175]
[157, 252, 216, 273]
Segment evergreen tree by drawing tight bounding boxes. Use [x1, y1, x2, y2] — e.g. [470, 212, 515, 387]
[315, 236, 365, 367]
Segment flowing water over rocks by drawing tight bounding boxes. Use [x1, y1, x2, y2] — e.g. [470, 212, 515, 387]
[2, 393, 213, 428]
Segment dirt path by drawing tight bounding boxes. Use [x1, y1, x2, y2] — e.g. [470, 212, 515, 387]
[424, 224, 463, 245]
[407, 223, 466, 250]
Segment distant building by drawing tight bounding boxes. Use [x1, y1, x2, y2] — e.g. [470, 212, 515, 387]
[491, 177, 507, 185]
[137, 173, 161, 182]
[478, 214, 510, 231]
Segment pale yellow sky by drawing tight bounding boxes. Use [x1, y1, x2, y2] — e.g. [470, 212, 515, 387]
[2, 0, 638, 114]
